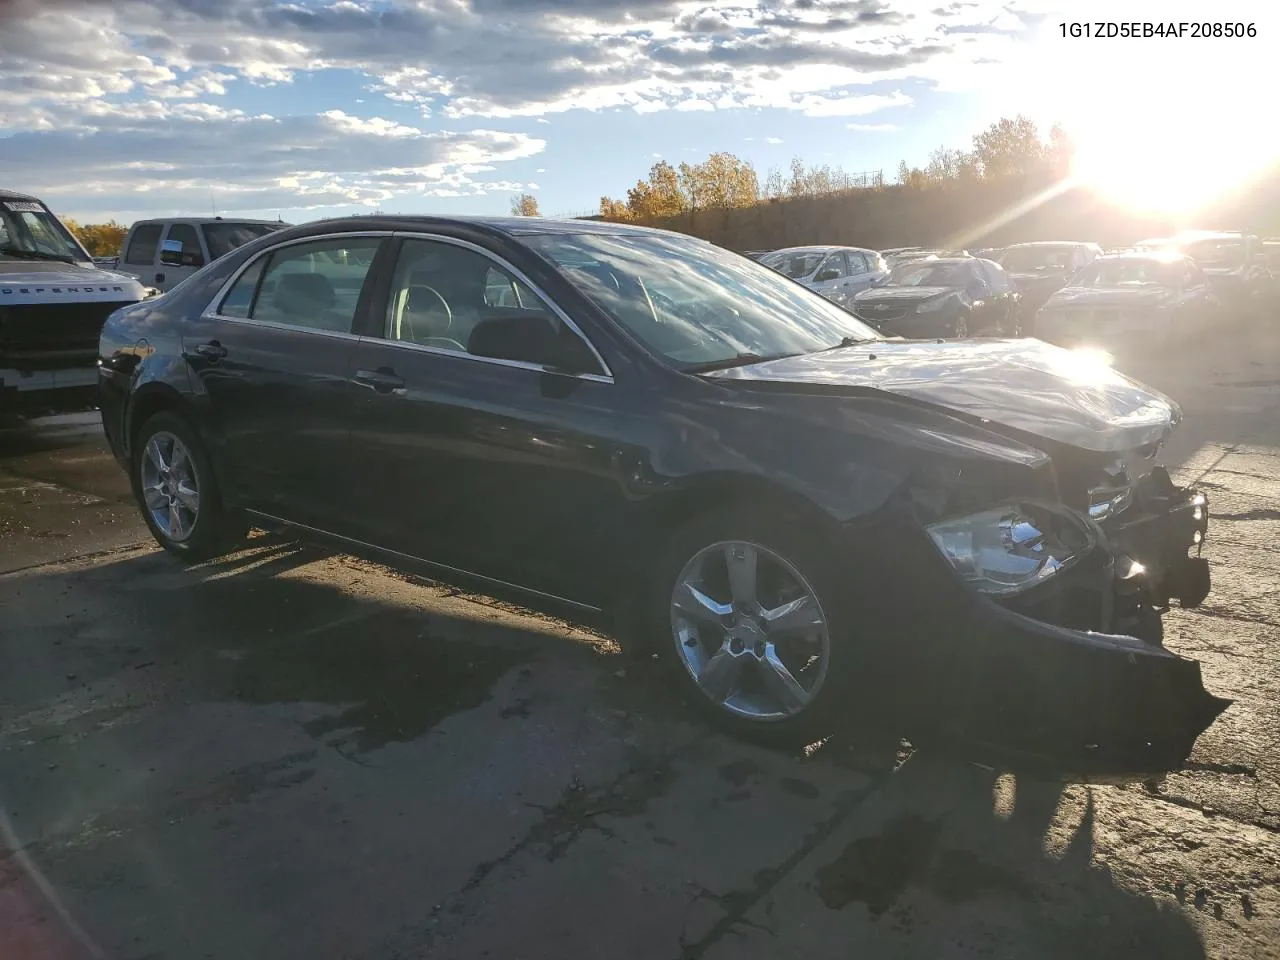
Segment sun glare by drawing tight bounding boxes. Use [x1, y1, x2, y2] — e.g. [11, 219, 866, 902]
[1017, 8, 1280, 217]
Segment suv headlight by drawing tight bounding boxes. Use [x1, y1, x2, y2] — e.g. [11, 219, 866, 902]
[916, 294, 956, 314]
[925, 503, 1094, 595]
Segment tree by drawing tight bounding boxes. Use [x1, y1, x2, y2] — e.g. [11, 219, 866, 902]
[61, 217, 128, 257]
[509, 193, 540, 216]
[970, 114, 1047, 179]
[626, 161, 684, 219]
[762, 166, 786, 199]
[598, 196, 632, 221]
[1046, 123, 1075, 178]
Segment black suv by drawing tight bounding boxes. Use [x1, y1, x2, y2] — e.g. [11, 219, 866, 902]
[850, 257, 1021, 338]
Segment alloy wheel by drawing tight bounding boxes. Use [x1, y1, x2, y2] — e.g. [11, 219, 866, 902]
[140, 430, 201, 542]
[670, 540, 831, 721]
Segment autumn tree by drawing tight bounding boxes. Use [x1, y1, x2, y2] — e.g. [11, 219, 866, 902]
[61, 217, 128, 257]
[510, 193, 540, 216]
[626, 161, 684, 219]
[598, 196, 632, 221]
[678, 152, 759, 210]
[970, 114, 1047, 179]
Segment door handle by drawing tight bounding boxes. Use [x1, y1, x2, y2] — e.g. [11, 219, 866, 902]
[192, 340, 227, 361]
[354, 367, 406, 393]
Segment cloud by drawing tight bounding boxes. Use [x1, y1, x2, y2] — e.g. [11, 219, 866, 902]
[0, 0, 1038, 216]
[5, 107, 545, 216]
[765, 136, 784, 144]
[846, 122, 899, 132]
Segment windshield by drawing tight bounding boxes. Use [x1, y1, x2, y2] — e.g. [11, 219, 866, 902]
[0, 199, 90, 263]
[759, 249, 826, 279]
[1000, 245, 1078, 273]
[1179, 238, 1245, 267]
[887, 262, 969, 287]
[202, 222, 282, 260]
[1075, 259, 1177, 287]
[526, 233, 880, 367]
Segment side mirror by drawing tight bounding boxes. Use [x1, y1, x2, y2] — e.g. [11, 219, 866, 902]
[159, 239, 205, 268]
[467, 311, 597, 374]
[814, 269, 839, 282]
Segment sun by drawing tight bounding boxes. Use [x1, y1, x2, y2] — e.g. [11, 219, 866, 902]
[1015, 7, 1280, 217]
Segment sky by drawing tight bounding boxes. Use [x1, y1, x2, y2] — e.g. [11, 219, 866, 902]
[1, 0, 1276, 225]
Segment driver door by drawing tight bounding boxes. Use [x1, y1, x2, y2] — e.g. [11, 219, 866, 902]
[345, 235, 630, 605]
[810, 251, 850, 304]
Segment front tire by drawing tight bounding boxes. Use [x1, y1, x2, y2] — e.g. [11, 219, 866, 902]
[648, 504, 855, 745]
[132, 411, 247, 561]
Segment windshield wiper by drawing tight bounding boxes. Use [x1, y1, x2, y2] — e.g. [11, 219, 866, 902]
[0, 245, 77, 264]
[684, 352, 799, 373]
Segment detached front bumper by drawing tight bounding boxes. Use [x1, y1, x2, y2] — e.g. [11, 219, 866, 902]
[853, 474, 1228, 780]
[958, 473, 1227, 777]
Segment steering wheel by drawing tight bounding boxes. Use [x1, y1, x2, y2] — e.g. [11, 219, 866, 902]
[399, 284, 452, 343]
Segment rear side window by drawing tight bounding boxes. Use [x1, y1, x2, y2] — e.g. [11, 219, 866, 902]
[125, 224, 163, 265]
[215, 237, 381, 333]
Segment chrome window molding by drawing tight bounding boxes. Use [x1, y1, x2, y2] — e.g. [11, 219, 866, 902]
[198, 228, 615, 384]
[391, 231, 615, 383]
[200, 230, 395, 335]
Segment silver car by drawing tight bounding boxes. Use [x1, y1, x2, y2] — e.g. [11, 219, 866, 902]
[758, 245, 888, 306]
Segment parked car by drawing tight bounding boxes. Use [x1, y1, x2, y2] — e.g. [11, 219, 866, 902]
[1136, 231, 1273, 315]
[997, 241, 1102, 317]
[98, 216, 1226, 774]
[756, 245, 888, 307]
[850, 257, 1021, 338]
[1, 188, 148, 416]
[117, 216, 289, 293]
[972, 247, 1005, 261]
[1033, 252, 1217, 347]
[744, 249, 773, 261]
[884, 249, 941, 269]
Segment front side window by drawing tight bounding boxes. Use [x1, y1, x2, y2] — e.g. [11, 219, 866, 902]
[382, 238, 602, 373]
[525, 232, 879, 368]
[759, 249, 826, 280]
[0, 200, 91, 264]
[215, 236, 381, 332]
[165, 223, 201, 257]
[815, 252, 848, 280]
[125, 224, 164, 266]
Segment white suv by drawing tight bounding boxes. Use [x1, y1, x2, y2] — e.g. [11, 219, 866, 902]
[1, 189, 148, 416]
[117, 217, 288, 292]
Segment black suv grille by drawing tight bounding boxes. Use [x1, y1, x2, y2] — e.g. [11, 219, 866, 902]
[0, 301, 133, 370]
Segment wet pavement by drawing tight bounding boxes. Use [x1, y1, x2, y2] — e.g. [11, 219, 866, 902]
[2, 321, 1280, 959]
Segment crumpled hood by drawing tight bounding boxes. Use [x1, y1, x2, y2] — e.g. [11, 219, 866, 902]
[0, 261, 145, 305]
[1045, 286, 1170, 309]
[853, 285, 955, 303]
[706, 338, 1180, 453]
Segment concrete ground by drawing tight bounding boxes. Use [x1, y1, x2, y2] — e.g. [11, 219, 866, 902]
[2, 319, 1279, 959]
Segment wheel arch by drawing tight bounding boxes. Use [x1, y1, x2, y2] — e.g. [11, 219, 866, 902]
[125, 382, 199, 460]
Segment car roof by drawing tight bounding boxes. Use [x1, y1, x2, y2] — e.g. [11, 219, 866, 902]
[1002, 240, 1093, 248]
[247, 214, 684, 246]
[0, 188, 42, 203]
[903, 257, 973, 266]
[1094, 251, 1185, 263]
[131, 217, 285, 226]
[763, 244, 869, 255]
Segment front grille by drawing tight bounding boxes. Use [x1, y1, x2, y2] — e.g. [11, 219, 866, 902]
[854, 302, 912, 323]
[0, 301, 133, 370]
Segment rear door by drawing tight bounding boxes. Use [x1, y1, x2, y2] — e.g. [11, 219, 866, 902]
[843, 250, 881, 298]
[182, 232, 386, 531]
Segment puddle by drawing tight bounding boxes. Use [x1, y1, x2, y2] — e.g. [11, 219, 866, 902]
[226, 608, 534, 752]
[815, 814, 1028, 915]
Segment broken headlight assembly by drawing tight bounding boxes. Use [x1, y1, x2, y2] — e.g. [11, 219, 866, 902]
[925, 503, 1095, 596]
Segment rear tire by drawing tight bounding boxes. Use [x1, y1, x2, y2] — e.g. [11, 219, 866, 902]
[131, 411, 247, 562]
[646, 503, 857, 746]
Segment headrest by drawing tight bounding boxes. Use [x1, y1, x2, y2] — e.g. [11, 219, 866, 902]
[273, 272, 336, 314]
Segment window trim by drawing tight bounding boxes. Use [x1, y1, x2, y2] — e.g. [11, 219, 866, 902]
[380, 231, 614, 384]
[202, 230, 393, 342]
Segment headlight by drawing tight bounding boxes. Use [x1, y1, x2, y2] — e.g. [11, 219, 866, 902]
[926, 503, 1093, 596]
[143, 286, 162, 299]
[916, 294, 955, 314]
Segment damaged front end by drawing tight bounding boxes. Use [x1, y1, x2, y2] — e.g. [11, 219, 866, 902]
[870, 442, 1229, 781]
